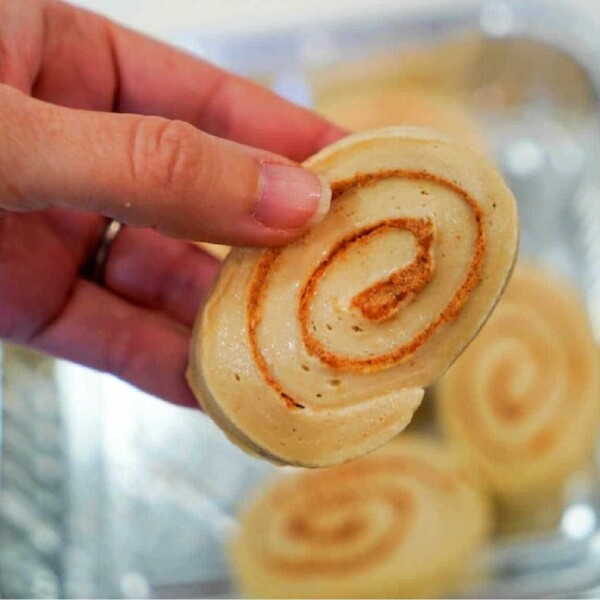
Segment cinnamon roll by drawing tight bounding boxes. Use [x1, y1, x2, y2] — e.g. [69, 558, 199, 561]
[230, 435, 490, 599]
[317, 86, 487, 150]
[438, 264, 600, 505]
[188, 127, 519, 466]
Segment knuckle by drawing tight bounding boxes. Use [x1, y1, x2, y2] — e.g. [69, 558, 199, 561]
[0, 86, 29, 208]
[128, 117, 205, 194]
[158, 247, 204, 313]
[0, 40, 11, 84]
[103, 319, 140, 381]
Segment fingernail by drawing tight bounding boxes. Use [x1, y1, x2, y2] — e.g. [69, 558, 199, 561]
[256, 163, 331, 230]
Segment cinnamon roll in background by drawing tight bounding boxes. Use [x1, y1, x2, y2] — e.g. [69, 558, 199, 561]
[438, 264, 600, 509]
[308, 37, 484, 104]
[230, 435, 491, 599]
[316, 85, 487, 151]
[187, 127, 518, 467]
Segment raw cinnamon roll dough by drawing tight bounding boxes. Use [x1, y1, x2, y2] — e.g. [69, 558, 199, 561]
[438, 264, 600, 505]
[230, 435, 490, 599]
[188, 127, 518, 467]
[197, 242, 231, 260]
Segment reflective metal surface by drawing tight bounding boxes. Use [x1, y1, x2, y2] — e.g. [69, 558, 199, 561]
[1, 1, 600, 597]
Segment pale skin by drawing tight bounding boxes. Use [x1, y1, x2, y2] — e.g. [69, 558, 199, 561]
[0, 0, 346, 407]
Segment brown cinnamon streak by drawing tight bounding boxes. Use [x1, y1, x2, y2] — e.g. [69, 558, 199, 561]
[332, 218, 434, 322]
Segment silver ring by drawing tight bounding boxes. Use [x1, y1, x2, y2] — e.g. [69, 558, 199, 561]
[81, 219, 123, 285]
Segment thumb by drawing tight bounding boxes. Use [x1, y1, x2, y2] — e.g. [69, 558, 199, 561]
[0, 85, 331, 246]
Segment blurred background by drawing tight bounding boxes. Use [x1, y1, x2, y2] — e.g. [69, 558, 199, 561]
[2, 0, 600, 598]
[67, 0, 600, 38]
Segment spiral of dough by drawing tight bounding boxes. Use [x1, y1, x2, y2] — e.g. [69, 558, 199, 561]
[188, 127, 518, 466]
[438, 264, 600, 503]
[197, 242, 231, 260]
[230, 435, 490, 599]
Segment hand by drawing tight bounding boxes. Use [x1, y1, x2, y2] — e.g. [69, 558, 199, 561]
[0, 0, 346, 407]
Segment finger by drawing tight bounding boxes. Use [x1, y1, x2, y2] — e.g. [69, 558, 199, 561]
[29, 279, 198, 408]
[0, 209, 101, 342]
[0, 0, 346, 160]
[42, 209, 219, 326]
[0, 85, 331, 246]
[103, 227, 220, 326]
[108, 23, 347, 160]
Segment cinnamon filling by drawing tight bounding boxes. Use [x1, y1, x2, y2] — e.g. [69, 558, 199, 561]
[247, 169, 485, 410]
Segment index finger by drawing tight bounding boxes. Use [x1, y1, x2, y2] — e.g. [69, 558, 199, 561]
[3, 0, 346, 161]
[108, 22, 347, 161]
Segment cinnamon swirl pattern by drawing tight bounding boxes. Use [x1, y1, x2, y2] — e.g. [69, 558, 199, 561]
[438, 264, 600, 504]
[230, 435, 490, 599]
[188, 128, 518, 466]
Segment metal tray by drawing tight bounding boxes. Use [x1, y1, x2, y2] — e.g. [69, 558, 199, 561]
[1, 0, 600, 597]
